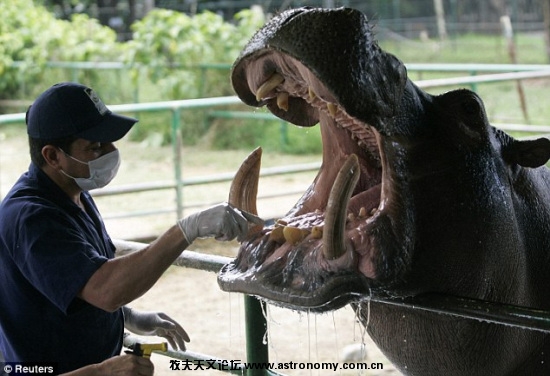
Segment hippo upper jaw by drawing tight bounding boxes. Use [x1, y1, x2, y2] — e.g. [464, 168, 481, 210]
[218, 7, 419, 311]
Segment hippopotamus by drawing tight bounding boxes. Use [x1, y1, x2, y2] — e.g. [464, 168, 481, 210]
[217, 7, 550, 375]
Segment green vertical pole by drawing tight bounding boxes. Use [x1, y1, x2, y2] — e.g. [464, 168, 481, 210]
[172, 109, 184, 219]
[244, 295, 268, 376]
[470, 70, 478, 92]
[279, 121, 288, 151]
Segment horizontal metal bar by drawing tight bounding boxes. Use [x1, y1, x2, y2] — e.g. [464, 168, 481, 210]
[371, 293, 550, 334]
[114, 239, 550, 334]
[124, 335, 285, 375]
[100, 187, 309, 221]
[123, 335, 247, 375]
[91, 163, 320, 197]
[417, 69, 550, 89]
[208, 110, 279, 121]
[406, 63, 550, 72]
[109, 96, 243, 113]
[494, 123, 550, 133]
[113, 239, 231, 272]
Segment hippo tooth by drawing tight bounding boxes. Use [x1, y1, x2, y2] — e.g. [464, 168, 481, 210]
[283, 226, 308, 245]
[323, 154, 361, 260]
[308, 87, 317, 101]
[269, 225, 286, 243]
[255, 73, 284, 102]
[277, 92, 289, 111]
[359, 207, 367, 218]
[327, 102, 338, 117]
[347, 213, 356, 222]
[228, 147, 263, 236]
[370, 208, 377, 216]
[311, 226, 323, 239]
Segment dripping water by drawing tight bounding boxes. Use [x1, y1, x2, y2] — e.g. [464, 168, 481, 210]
[260, 300, 269, 346]
[332, 310, 340, 353]
[227, 292, 245, 359]
[307, 309, 312, 373]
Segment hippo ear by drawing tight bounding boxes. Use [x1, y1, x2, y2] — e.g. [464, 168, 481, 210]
[504, 137, 550, 168]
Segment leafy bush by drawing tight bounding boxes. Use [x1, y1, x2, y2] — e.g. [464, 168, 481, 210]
[125, 7, 264, 99]
[0, 0, 122, 99]
[123, 7, 266, 145]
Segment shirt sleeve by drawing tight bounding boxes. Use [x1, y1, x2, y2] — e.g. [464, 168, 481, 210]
[9, 202, 109, 314]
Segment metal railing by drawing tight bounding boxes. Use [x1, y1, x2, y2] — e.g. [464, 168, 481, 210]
[4, 61, 550, 106]
[2, 67, 550, 219]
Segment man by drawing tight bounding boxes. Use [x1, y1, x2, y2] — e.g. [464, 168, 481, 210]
[0, 82, 262, 375]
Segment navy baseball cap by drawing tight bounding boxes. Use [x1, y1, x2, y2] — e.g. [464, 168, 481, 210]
[26, 82, 138, 142]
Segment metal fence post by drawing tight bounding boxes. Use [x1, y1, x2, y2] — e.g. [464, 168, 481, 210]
[244, 295, 269, 376]
[172, 108, 184, 219]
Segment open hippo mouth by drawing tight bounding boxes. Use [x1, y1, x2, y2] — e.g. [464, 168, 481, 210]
[218, 7, 410, 311]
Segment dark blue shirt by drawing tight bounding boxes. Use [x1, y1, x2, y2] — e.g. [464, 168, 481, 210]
[0, 163, 124, 373]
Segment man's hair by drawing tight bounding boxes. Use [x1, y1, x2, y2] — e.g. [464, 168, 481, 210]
[29, 136, 77, 167]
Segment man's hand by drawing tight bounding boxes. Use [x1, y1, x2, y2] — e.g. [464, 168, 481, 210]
[177, 202, 264, 243]
[123, 307, 190, 351]
[98, 355, 154, 376]
[59, 354, 153, 376]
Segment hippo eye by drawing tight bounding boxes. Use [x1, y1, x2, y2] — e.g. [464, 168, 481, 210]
[461, 97, 481, 115]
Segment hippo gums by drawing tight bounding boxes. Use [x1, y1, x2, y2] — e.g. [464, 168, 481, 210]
[217, 7, 550, 375]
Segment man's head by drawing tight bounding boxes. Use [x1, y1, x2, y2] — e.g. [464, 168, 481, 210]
[26, 82, 138, 166]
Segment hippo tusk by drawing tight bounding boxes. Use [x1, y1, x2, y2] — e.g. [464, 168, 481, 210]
[229, 147, 263, 236]
[255, 73, 285, 102]
[323, 154, 360, 260]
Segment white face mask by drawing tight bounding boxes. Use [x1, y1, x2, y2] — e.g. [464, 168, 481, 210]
[60, 149, 121, 191]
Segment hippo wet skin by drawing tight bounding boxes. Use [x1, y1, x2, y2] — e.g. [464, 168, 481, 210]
[217, 7, 550, 375]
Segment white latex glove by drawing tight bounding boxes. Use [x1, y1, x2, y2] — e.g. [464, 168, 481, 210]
[177, 202, 264, 243]
[123, 307, 190, 351]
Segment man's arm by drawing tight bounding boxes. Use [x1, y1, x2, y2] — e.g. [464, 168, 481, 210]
[78, 224, 186, 312]
[60, 354, 153, 376]
[78, 203, 262, 312]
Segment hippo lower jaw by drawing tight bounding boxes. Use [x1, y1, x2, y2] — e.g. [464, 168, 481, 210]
[218, 55, 405, 311]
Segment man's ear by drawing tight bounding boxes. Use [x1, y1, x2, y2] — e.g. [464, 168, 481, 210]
[41, 145, 63, 169]
[503, 137, 550, 168]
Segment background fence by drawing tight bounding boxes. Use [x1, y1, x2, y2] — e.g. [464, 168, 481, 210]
[1, 63, 550, 241]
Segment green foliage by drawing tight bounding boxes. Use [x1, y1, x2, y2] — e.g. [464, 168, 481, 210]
[0, 0, 122, 99]
[3, 2, 549, 154]
[0, 0, 51, 95]
[125, 7, 264, 99]
[209, 118, 322, 155]
[123, 7, 265, 144]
